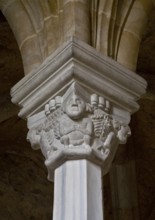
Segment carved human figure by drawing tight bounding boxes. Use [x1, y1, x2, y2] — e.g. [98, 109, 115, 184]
[27, 85, 132, 179]
[60, 93, 93, 147]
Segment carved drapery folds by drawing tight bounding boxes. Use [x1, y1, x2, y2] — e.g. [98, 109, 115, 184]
[27, 82, 131, 181]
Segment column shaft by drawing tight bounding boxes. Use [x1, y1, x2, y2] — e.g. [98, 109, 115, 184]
[53, 159, 103, 220]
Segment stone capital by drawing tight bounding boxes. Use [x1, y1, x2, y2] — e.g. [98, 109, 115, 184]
[27, 82, 132, 180]
[11, 38, 147, 181]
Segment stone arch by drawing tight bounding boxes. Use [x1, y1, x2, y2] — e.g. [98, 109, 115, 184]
[0, 0, 154, 75]
[0, 0, 91, 75]
[117, 0, 155, 70]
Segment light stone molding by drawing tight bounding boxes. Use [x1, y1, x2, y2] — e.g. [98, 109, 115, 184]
[11, 37, 147, 121]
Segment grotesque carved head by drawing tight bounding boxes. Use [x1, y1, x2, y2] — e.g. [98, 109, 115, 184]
[64, 93, 86, 119]
[62, 83, 89, 119]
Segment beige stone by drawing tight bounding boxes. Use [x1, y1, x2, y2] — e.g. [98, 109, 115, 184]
[1, 0, 35, 47]
[0, 0, 154, 74]
[117, 30, 141, 70]
[44, 17, 60, 57]
[63, 1, 90, 43]
[20, 36, 43, 74]
[117, 0, 154, 71]
[95, 0, 113, 55]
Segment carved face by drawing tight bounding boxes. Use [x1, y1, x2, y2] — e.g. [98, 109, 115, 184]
[65, 94, 86, 119]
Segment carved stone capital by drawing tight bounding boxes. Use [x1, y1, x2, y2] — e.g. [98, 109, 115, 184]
[27, 83, 131, 181]
[11, 38, 147, 181]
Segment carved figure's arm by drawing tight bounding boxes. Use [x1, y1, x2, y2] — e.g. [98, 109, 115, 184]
[86, 119, 93, 135]
[103, 131, 116, 149]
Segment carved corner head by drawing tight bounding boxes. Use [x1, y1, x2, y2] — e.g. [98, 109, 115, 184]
[62, 82, 89, 119]
[63, 93, 86, 119]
